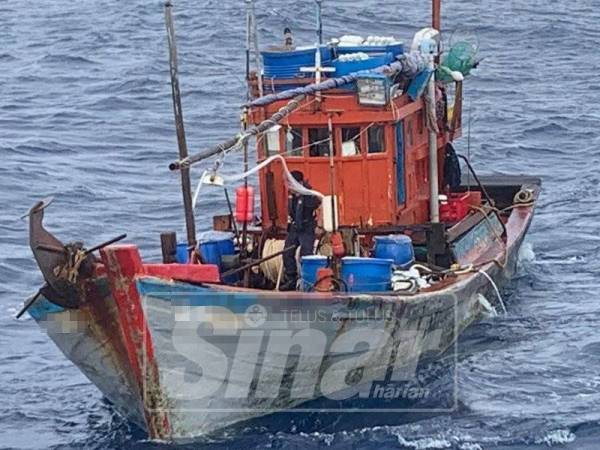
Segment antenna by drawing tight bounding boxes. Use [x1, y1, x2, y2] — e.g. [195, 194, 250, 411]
[164, 1, 197, 252]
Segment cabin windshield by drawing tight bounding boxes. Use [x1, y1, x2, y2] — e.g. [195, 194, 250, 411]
[308, 128, 332, 157]
[367, 125, 385, 153]
[285, 127, 303, 156]
[341, 127, 361, 156]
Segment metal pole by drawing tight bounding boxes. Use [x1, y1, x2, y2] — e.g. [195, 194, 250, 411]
[316, 0, 323, 45]
[245, 0, 251, 97]
[432, 0, 441, 30]
[165, 1, 197, 249]
[427, 55, 440, 223]
[250, 0, 263, 96]
[327, 116, 337, 231]
[241, 108, 249, 265]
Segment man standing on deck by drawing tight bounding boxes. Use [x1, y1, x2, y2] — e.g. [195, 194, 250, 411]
[280, 170, 321, 291]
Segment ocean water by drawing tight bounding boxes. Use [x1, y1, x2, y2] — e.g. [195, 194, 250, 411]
[2, 0, 600, 448]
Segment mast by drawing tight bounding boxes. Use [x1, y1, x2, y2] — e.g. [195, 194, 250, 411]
[164, 1, 197, 251]
[432, 0, 441, 30]
[247, 0, 263, 97]
[429, 0, 441, 223]
[316, 0, 323, 45]
[427, 55, 440, 223]
[245, 0, 251, 92]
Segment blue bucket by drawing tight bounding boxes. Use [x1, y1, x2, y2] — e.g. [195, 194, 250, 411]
[175, 243, 190, 264]
[300, 256, 329, 291]
[341, 257, 393, 292]
[373, 235, 414, 269]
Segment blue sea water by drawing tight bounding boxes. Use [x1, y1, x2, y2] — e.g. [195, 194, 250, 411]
[2, 0, 600, 448]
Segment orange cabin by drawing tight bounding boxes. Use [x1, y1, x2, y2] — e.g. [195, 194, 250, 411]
[249, 85, 461, 231]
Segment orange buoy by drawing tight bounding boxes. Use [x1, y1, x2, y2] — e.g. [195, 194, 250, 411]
[235, 186, 255, 223]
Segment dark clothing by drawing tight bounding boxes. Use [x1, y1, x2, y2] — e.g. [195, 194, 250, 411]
[287, 189, 320, 232]
[443, 143, 462, 190]
[283, 186, 321, 284]
[283, 228, 316, 281]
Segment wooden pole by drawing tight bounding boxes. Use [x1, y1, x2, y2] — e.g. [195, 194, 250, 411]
[164, 1, 197, 251]
[432, 0, 441, 30]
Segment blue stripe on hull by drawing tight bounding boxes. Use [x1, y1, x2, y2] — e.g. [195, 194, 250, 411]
[137, 278, 262, 313]
[28, 296, 66, 320]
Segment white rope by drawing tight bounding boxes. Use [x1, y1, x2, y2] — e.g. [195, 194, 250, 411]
[478, 269, 507, 314]
[223, 154, 325, 198]
[192, 154, 325, 211]
[192, 175, 204, 210]
[260, 238, 285, 284]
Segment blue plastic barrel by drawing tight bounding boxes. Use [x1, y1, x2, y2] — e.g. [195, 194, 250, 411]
[341, 257, 393, 292]
[373, 235, 414, 269]
[199, 231, 237, 283]
[262, 46, 332, 79]
[175, 243, 189, 264]
[198, 231, 236, 268]
[300, 256, 329, 291]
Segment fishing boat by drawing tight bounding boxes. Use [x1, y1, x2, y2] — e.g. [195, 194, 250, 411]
[20, 0, 540, 441]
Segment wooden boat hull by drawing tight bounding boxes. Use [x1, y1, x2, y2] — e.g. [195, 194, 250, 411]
[25, 176, 539, 440]
[31, 203, 533, 440]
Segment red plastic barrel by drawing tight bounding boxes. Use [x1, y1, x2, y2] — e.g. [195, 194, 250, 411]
[235, 186, 255, 223]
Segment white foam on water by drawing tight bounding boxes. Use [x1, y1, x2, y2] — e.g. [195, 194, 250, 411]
[534, 429, 576, 446]
[518, 242, 536, 264]
[395, 435, 452, 449]
[458, 444, 483, 450]
[298, 431, 335, 446]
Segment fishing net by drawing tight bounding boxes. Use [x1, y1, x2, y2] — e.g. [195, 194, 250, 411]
[438, 40, 478, 82]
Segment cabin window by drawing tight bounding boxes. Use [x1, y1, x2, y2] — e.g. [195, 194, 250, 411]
[309, 128, 333, 157]
[285, 127, 303, 157]
[265, 125, 281, 156]
[368, 125, 385, 153]
[341, 127, 361, 156]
